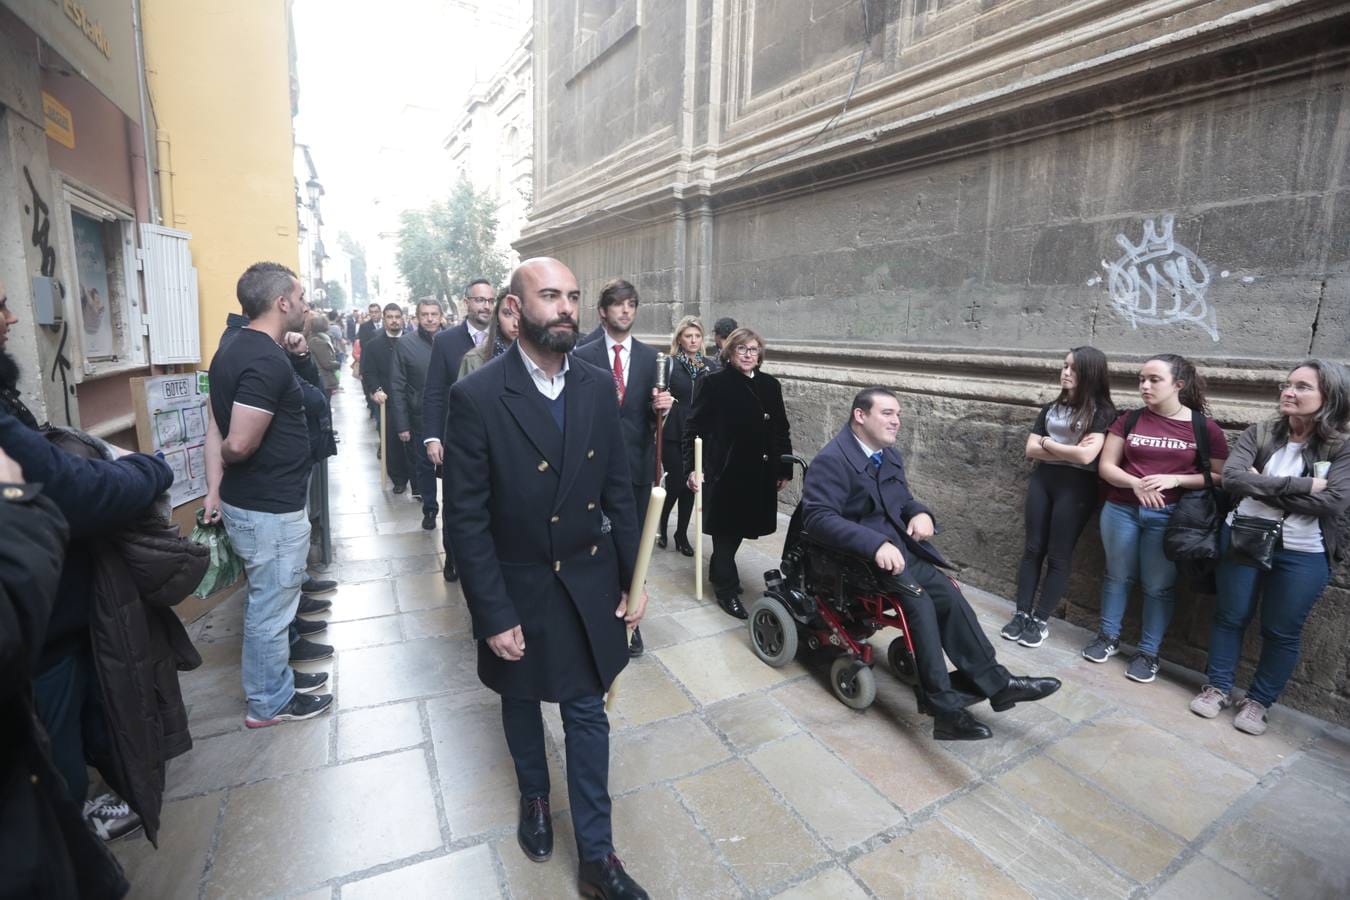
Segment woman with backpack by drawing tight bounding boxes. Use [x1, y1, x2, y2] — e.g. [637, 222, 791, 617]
[1083, 354, 1227, 683]
[1002, 347, 1116, 648]
[1190, 360, 1350, 734]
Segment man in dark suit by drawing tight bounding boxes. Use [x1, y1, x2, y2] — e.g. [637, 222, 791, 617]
[361, 303, 412, 492]
[391, 299, 445, 528]
[574, 279, 672, 657]
[444, 257, 649, 900]
[800, 387, 1061, 742]
[421, 278, 495, 581]
[356, 301, 382, 349]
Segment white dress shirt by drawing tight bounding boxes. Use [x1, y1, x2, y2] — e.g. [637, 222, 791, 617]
[519, 344, 570, 401]
[603, 332, 632, 389]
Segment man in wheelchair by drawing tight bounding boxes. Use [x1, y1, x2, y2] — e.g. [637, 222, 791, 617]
[800, 387, 1061, 741]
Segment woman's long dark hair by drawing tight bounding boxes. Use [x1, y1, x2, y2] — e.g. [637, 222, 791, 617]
[1271, 358, 1350, 453]
[1146, 353, 1209, 415]
[473, 288, 513, 363]
[1055, 346, 1115, 434]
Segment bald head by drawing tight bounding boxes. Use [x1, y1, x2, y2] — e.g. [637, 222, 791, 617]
[507, 257, 581, 354]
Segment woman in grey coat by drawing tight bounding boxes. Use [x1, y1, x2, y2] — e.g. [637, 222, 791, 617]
[1190, 359, 1350, 734]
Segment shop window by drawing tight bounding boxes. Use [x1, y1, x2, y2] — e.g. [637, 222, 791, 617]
[58, 184, 147, 375]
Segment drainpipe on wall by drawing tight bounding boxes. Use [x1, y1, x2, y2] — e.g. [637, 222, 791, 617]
[131, 0, 159, 225]
[156, 130, 175, 225]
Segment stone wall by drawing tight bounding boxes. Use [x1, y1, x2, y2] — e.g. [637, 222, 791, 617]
[520, 0, 1350, 721]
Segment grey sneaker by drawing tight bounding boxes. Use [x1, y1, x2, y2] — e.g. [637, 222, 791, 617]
[1018, 616, 1049, 648]
[1234, 698, 1268, 735]
[83, 793, 143, 842]
[1189, 685, 1232, 718]
[1001, 612, 1030, 641]
[1125, 652, 1160, 683]
[1082, 634, 1119, 663]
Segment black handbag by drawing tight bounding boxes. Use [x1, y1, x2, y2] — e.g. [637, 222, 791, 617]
[1227, 513, 1283, 570]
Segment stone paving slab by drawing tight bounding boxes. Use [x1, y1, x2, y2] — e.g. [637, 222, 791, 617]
[114, 385, 1350, 898]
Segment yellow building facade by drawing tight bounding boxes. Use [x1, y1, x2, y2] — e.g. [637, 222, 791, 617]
[141, 0, 299, 365]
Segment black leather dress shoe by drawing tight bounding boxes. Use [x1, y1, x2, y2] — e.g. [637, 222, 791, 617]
[297, 594, 332, 615]
[989, 676, 1062, 712]
[301, 577, 337, 595]
[655, 533, 667, 549]
[443, 561, 458, 583]
[578, 854, 649, 900]
[674, 536, 694, 557]
[517, 796, 552, 862]
[628, 626, 644, 658]
[717, 594, 748, 619]
[933, 709, 993, 741]
[293, 616, 327, 637]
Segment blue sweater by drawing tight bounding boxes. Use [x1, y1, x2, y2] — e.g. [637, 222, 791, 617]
[0, 410, 174, 668]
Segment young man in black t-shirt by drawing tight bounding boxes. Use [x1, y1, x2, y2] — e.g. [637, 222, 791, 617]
[205, 262, 334, 727]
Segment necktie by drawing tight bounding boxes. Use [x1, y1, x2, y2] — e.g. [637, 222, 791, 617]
[869, 450, 883, 471]
[473, 330, 485, 347]
[612, 345, 626, 405]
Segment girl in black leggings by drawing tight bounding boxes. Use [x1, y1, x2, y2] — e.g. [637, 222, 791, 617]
[1002, 347, 1116, 647]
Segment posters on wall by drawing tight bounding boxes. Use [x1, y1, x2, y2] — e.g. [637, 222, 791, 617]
[134, 373, 209, 508]
[72, 210, 115, 358]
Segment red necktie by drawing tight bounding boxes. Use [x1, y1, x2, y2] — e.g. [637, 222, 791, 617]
[612, 345, 625, 405]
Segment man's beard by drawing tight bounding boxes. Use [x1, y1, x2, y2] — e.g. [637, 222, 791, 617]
[519, 311, 578, 353]
[0, 350, 20, 391]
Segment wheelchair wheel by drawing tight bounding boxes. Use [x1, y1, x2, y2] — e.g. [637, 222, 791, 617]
[829, 657, 876, 710]
[748, 595, 799, 668]
[887, 637, 919, 687]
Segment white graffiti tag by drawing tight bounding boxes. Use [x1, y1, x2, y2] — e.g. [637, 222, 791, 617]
[1102, 215, 1218, 341]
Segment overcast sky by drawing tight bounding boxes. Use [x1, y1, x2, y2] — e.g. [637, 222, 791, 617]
[290, 0, 528, 249]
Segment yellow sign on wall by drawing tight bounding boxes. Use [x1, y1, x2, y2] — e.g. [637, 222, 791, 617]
[42, 91, 76, 149]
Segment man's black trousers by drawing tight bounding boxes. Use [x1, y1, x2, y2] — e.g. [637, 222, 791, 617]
[501, 694, 614, 863]
[899, 556, 1012, 715]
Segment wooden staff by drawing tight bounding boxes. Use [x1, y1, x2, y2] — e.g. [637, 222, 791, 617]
[379, 401, 388, 488]
[694, 436, 703, 601]
[653, 352, 668, 484]
[606, 485, 667, 711]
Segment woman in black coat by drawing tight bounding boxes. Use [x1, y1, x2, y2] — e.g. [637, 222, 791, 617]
[658, 316, 719, 556]
[683, 327, 793, 618]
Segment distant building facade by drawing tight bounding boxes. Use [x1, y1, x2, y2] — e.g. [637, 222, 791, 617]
[519, 1, 1350, 723]
[444, 27, 533, 266]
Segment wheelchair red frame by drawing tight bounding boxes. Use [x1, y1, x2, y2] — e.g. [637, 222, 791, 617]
[749, 455, 927, 711]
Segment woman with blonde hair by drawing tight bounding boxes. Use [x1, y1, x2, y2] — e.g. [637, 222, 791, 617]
[656, 316, 719, 554]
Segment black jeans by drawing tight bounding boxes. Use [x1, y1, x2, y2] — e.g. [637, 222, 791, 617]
[31, 649, 112, 803]
[658, 441, 692, 541]
[410, 420, 439, 516]
[902, 556, 1012, 714]
[709, 533, 744, 598]
[501, 695, 613, 863]
[1015, 464, 1099, 620]
[384, 412, 412, 488]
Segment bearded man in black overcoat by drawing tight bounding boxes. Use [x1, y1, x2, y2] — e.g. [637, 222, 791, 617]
[444, 257, 650, 900]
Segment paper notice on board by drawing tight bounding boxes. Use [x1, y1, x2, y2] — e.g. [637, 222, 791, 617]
[141, 374, 209, 507]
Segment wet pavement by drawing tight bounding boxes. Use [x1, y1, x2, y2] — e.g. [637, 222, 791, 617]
[114, 382, 1350, 898]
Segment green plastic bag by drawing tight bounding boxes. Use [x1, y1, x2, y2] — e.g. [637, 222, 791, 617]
[189, 508, 244, 597]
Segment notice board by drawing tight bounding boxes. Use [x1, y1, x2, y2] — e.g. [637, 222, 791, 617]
[131, 372, 209, 509]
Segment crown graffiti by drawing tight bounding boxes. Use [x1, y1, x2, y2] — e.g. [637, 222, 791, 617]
[1115, 214, 1176, 260]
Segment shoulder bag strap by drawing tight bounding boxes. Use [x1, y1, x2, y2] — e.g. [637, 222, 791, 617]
[1190, 409, 1215, 493]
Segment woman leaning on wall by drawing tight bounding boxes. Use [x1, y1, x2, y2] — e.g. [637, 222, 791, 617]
[1189, 359, 1350, 735]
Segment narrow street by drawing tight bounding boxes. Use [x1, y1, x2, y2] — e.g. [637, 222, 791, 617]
[112, 381, 1350, 899]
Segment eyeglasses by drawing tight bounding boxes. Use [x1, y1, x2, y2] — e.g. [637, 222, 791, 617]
[734, 346, 761, 357]
[1279, 382, 1319, 395]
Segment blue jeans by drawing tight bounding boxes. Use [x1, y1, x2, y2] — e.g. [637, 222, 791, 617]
[1098, 500, 1178, 655]
[222, 502, 311, 719]
[1207, 525, 1330, 705]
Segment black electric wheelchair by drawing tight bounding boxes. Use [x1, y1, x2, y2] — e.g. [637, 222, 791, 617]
[749, 454, 928, 712]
